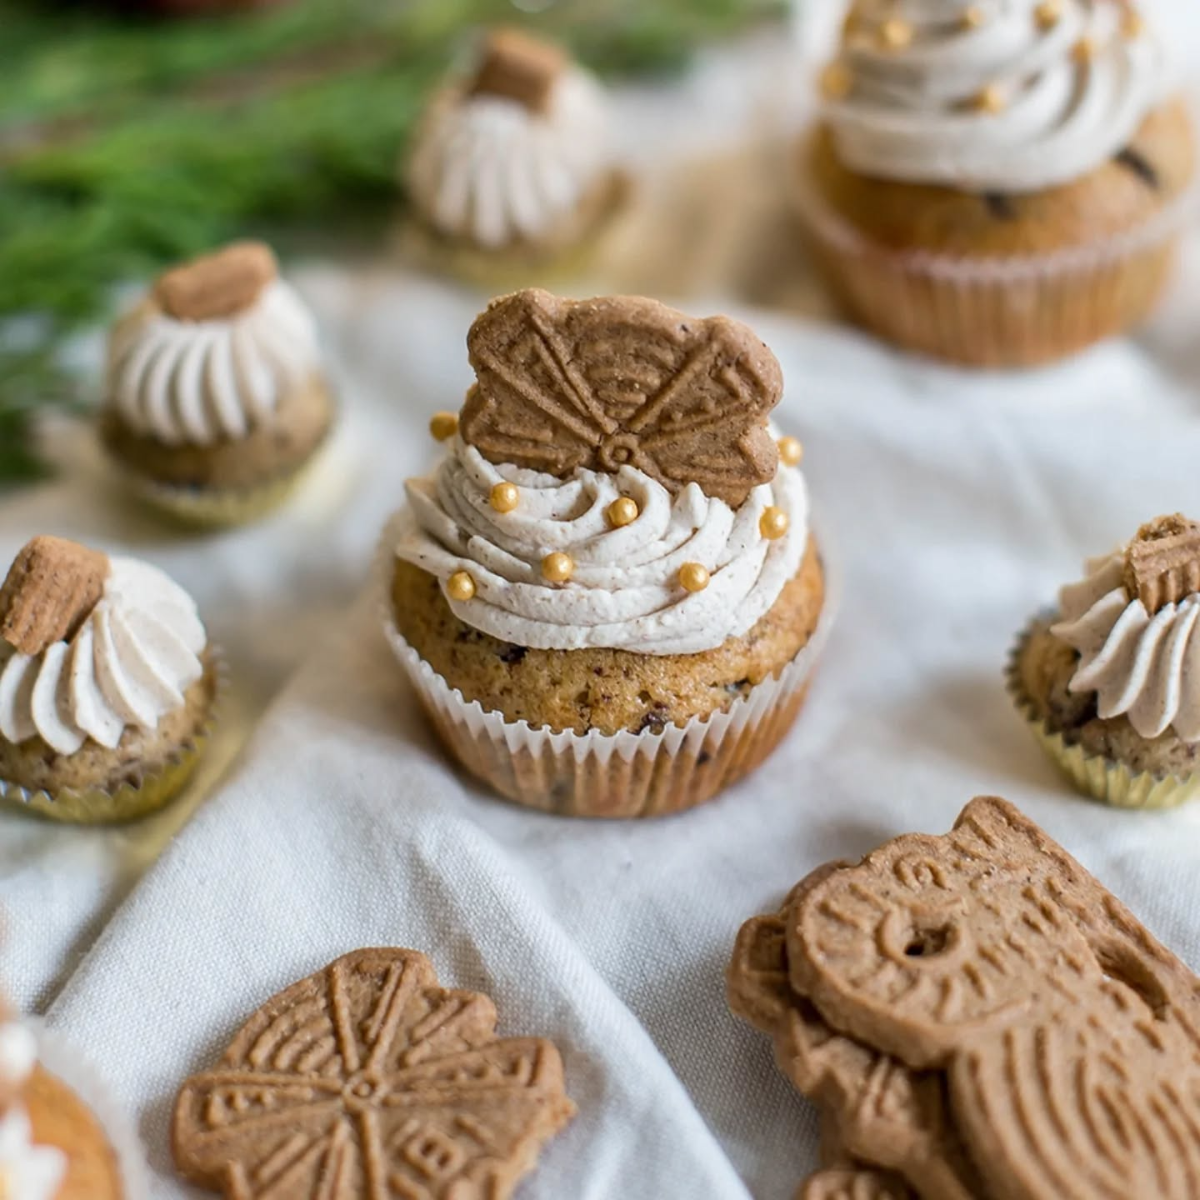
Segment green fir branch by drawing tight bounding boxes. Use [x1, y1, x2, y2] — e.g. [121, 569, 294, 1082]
[0, 0, 785, 486]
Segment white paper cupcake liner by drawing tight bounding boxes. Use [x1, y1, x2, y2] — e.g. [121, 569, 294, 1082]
[0, 647, 228, 824]
[1006, 615, 1200, 809]
[29, 1020, 150, 1200]
[376, 519, 838, 817]
[790, 132, 1200, 367]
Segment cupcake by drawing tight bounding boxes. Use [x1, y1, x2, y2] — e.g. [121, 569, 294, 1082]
[798, 1, 1196, 367]
[1009, 514, 1200, 808]
[0, 536, 220, 822]
[101, 240, 335, 525]
[381, 288, 832, 818]
[404, 28, 629, 286]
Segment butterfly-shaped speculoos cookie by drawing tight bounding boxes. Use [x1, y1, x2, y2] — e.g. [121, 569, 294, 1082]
[788, 797, 1200, 1200]
[461, 289, 783, 508]
[727, 867, 977, 1200]
[173, 949, 575, 1200]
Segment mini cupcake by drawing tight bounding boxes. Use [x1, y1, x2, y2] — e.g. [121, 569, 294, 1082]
[0, 1008, 144, 1199]
[404, 28, 629, 286]
[1009, 514, 1200, 808]
[798, 1, 1196, 366]
[0, 536, 220, 822]
[101, 240, 335, 525]
[381, 288, 832, 817]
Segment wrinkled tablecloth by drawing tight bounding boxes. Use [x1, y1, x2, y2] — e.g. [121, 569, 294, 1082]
[7, 13, 1200, 1198]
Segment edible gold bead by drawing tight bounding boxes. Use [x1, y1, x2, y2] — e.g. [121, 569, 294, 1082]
[820, 62, 853, 101]
[1034, 0, 1062, 31]
[542, 552, 574, 583]
[760, 506, 790, 540]
[878, 17, 913, 50]
[606, 496, 639, 528]
[1122, 9, 1146, 39]
[777, 436, 804, 467]
[972, 84, 1007, 114]
[1072, 35, 1097, 63]
[679, 562, 710, 593]
[960, 6, 986, 30]
[490, 481, 519, 513]
[446, 571, 476, 602]
[430, 411, 459, 442]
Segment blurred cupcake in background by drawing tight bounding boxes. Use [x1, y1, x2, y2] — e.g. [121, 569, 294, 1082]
[0, 536, 221, 823]
[0, 1005, 144, 1198]
[404, 28, 630, 286]
[796, 0, 1195, 367]
[101, 240, 335, 526]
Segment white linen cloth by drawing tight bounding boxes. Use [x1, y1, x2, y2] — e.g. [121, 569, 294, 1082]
[22, 266, 1200, 1200]
[6, 15, 1200, 1198]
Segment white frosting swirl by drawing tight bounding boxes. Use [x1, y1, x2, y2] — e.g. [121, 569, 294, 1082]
[408, 68, 614, 248]
[0, 1107, 65, 1200]
[107, 279, 319, 447]
[825, 0, 1165, 192]
[394, 438, 809, 655]
[1051, 550, 1200, 741]
[0, 558, 207, 756]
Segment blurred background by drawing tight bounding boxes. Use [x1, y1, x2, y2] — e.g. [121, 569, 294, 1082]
[0, 0, 796, 484]
[3, 0, 1200, 488]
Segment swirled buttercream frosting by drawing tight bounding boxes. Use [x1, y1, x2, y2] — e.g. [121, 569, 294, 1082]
[1051, 550, 1200, 741]
[394, 436, 809, 655]
[824, 0, 1166, 192]
[408, 67, 614, 249]
[0, 558, 207, 756]
[107, 279, 320, 447]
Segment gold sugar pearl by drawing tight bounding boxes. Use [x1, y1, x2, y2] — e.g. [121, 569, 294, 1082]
[777, 436, 804, 468]
[1034, 0, 1063, 31]
[1072, 35, 1097, 63]
[430, 411, 459, 442]
[542, 552, 574, 583]
[606, 497, 639, 528]
[1122, 9, 1146, 39]
[820, 62, 853, 101]
[760, 506, 790, 540]
[878, 18, 913, 50]
[960, 6, 986, 30]
[447, 571, 476, 602]
[679, 562, 710, 594]
[972, 84, 1007, 114]
[490, 481, 519, 513]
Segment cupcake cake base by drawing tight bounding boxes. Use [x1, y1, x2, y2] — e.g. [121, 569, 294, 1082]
[383, 542, 834, 818]
[795, 100, 1197, 368]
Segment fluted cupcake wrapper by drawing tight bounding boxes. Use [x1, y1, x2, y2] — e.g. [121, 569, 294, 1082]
[0, 647, 228, 824]
[791, 142, 1200, 369]
[1006, 616, 1200, 810]
[376, 528, 838, 818]
[30, 1020, 150, 1200]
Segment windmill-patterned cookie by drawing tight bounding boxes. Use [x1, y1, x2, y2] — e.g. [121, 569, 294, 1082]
[788, 796, 1200, 1200]
[727, 871, 977, 1200]
[461, 289, 782, 508]
[796, 1167, 916, 1200]
[173, 949, 575, 1200]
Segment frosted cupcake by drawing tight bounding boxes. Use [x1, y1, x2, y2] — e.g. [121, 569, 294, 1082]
[101, 240, 334, 525]
[405, 29, 628, 285]
[1010, 515, 1200, 808]
[0, 536, 219, 822]
[0, 1013, 126, 1200]
[381, 288, 831, 817]
[799, 1, 1195, 366]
